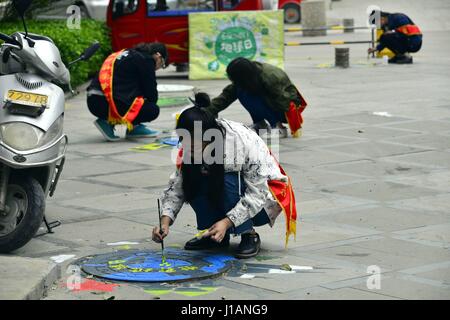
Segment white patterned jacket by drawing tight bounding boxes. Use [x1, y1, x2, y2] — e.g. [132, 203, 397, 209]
[160, 119, 288, 228]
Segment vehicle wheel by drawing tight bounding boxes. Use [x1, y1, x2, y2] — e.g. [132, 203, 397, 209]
[284, 4, 301, 24]
[0, 176, 45, 253]
[78, 4, 91, 19]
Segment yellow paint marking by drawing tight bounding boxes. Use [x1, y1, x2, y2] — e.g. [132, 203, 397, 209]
[144, 289, 172, 296]
[195, 229, 209, 239]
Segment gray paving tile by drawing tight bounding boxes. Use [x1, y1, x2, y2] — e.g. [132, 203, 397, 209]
[325, 126, 422, 140]
[390, 223, 450, 249]
[382, 150, 450, 169]
[315, 159, 430, 178]
[384, 120, 450, 134]
[42, 218, 153, 247]
[49, 180, 122, 201]
[353, 237, 450, 263]
[311, 244, 434, 271]
[386, 133, 450, 150]
[323, 206, 450, 232]
[352, 275, 450, 300]
[61, 158, 146, 178]
[88, 169, 172, 188]
[324, 141, 428, 158]
[281, 287, 399, 300]
[58, 191, 159, 214]
[385, 170, 450, 192]
[280, 149, 363, 168]
[389, 193, 450, 215]
[323, 180, 440, 202]
[323, 112, 412, 125]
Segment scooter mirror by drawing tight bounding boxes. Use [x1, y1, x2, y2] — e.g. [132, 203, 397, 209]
[81, 41, 100, 61]
[12, 0, 33, 17]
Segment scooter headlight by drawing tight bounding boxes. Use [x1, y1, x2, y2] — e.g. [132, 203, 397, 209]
[40, 116, 64, 147]
[0, 117, 63, 151]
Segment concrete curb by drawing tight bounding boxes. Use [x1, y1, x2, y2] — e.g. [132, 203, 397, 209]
[0, 255, 61, 300]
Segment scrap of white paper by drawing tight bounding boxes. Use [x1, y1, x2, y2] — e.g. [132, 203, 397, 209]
[157, 84, 194, 93]
[107, 241, 139, 246]
[290, 265, 314, 271]
[268, 269, 296, 274]
[50, 254, 76, 264]
[239, 274, 256, 279]
[373, 112, 393, 117]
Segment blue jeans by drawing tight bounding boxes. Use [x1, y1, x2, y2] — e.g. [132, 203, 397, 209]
[189, 172, 270, 237]
[237, 88, 286, 127]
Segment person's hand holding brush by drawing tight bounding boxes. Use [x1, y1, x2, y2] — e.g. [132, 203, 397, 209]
[152, 216, 171, 243]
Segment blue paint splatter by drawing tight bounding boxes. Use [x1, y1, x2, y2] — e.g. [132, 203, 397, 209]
[104, 272, 191, 282]
[201, 255, 236, 273]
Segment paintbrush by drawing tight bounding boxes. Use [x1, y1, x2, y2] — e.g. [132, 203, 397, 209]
[157, 198, 167, 265]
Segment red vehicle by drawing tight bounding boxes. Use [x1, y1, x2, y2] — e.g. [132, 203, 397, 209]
[278, 0, 302, 24]
[107, 0, 266, 66]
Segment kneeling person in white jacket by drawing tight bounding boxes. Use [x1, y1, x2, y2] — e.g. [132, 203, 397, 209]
[152, 93, 297, 259]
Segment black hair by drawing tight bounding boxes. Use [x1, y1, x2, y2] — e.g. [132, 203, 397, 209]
[226, 57, 262, 94]
[176, 92, 224, 209]
[133, 42, 169, 66]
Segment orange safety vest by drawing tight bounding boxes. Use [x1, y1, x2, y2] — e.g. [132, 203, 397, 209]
[98, 50, 145, 130]
[175, 148, 298, 247]
[285, 89, 308, 138]
[396, 24, 422, 36]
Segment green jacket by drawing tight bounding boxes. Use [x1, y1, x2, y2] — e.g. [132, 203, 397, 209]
[205, 62, 302, 117]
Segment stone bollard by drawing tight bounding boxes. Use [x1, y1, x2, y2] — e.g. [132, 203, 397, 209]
[343, 18, 354, 33]
[302, 0, 327, 37]
[335, 47, 349, 68]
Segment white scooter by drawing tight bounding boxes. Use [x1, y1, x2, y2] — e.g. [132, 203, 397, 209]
[0, 0, 100, 252]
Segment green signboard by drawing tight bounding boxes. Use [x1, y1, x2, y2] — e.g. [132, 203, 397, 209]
[189, 10, 284, 80]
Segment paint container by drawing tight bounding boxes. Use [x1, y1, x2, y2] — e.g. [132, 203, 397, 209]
[343, 18, 354, 33]
[335, 47, 350, 68]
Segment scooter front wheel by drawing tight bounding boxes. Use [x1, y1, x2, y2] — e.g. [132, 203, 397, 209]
[0, 176, 45, 253]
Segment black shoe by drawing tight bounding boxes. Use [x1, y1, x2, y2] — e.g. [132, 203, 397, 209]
[389, 54, 413, 64]
[235, 232, 261, 259]
[250, 120, 270, 136]
[184, 236, 230, 250]
[395, 55, 413, 64]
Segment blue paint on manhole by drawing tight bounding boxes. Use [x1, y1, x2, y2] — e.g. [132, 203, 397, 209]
[80, 249, 236, 283]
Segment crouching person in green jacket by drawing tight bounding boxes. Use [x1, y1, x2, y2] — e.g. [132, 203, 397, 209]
[205, 57, 307, 138]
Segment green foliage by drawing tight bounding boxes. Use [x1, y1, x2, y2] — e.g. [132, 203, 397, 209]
[0, 19, 111, 88]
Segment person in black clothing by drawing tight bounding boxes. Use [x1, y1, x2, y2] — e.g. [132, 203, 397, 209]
[368, 10, 422, 64]
[87, 42, 168, 141]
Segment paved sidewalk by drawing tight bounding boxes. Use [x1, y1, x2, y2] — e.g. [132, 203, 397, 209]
[2, 0, 449, 300]
[0, 256, 60, 300]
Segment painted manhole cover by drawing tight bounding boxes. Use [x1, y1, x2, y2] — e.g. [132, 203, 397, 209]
[80, 249, 236, 283]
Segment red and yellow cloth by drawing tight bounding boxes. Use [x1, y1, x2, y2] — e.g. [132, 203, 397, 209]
[98, 50, 145, 130]
[285, 89, 308, 138]
[396, 24, 422, 36]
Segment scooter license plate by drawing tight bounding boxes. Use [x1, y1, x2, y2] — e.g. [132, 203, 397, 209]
[5, 90, 48, 107]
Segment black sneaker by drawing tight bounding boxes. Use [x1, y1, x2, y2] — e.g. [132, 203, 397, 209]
[395, 55, 413, 64]
[389, 54, 413, 64]
[235, 232, 261, 259]
[250, 120, 270, 136]
[184, 236, 230, 250]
